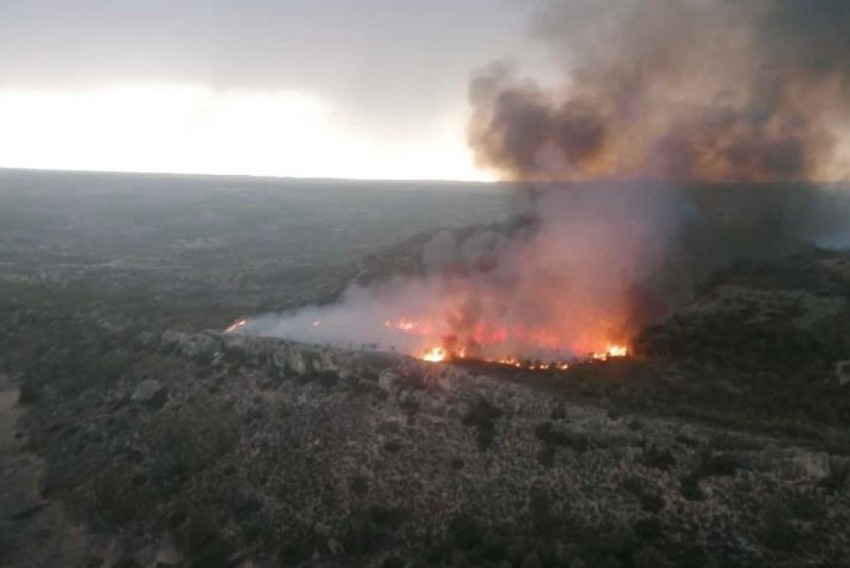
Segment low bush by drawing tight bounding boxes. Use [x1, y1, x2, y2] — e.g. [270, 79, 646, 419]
[462, 398, 503, 451]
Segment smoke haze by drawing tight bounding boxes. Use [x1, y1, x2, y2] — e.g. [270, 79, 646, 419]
[246, 0, 850, 360]
[249, 184, 685, 358]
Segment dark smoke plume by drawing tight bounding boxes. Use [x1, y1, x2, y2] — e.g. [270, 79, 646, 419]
[470, 0, 850, 182]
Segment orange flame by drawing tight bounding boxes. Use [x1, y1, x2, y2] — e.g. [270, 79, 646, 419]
[388, 308, 631, 368]
[591, 344, 629, 361]
[225, 318, 247, 333]
[413, 336, 628, 368]
[421, 346, 448, 363]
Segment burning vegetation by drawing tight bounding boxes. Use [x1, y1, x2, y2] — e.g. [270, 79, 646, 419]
[232, 181, 848, 371]
[230, 0, 850, 373]
[224, 318, 247, 334]
[232, 310, 629, 368]
[387, 318, 628, 367]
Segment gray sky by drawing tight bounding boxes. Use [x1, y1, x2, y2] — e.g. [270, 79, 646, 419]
[0, 0, 550, 179]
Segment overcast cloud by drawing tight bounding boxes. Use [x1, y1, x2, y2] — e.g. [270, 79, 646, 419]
[0, 1, 548, 142]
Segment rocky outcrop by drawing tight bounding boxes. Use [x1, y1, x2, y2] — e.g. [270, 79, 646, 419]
[131, 379, 165, 405]
[837, 360, 850, 386]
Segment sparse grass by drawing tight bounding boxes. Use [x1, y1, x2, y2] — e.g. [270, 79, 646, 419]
[90, 463, 155, 525]
[176, 505, 236, 567]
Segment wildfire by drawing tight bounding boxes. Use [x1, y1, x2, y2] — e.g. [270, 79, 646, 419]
[420, 346, 448, 363]
[591, 344, 629, 361]
[384, 318, 436, 335]
[482, 356, 573, 370]
[225, 318, 247, 333]
[386, 307, 632, 369]
[412, 339, 628, 368]
[413, 343, 625, 370]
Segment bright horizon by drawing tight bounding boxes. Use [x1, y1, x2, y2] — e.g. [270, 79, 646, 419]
[0, 0, 552, 182]
[0, 84, 501, 182]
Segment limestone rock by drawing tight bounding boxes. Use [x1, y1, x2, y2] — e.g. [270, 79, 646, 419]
[836, 360, 850, 386]
[378, 370, 401, 392]
[131, 379, 165, 405]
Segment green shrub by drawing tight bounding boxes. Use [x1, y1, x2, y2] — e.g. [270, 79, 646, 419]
[696, 451, 741, 477]
[462, 398, 503, 451]
[680, 474, 703, 501]
[633, 517, 663, 543]
[449, 513, 485, 550]
[641, 445, 676, 470]
[177, 506, 235, 567]
[537, 446, 556, 467]
[90, 463, 153, 524]
[535, 422, 590, 452]
[368, 504, 410, 529]
[760, 498, 797, 550]
[639, 493, 665, 514]
[550, 404, 568, 421]
[17, 381, 41, 404]
[632, 546, 672, 568]
[313, 370, 340, 389]
[349, 475, 369, 495]
[147, 395, 240, 473]
[819, 461, 849, 493]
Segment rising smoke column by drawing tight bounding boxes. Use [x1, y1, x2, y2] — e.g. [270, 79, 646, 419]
[452, 0, 850, 353]
[469, 0, 850, 182]
[245, 0, 850, 360]
[247, 183, 688, 359]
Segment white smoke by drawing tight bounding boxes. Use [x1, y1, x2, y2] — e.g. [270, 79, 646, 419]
[240, 183, 690, 360]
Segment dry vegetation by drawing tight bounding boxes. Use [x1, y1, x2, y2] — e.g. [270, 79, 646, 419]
[2, 174, 850, 567]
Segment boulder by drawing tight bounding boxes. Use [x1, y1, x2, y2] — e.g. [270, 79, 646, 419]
[836, 360, 850, 386]
[378, 370, 401, 392]
[272, 348, 287, 369]
[289, 348, 313, 375]
[136, 331, 158, 347]
[131, 379, 165, 405]
[790, 453, 830, 480]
